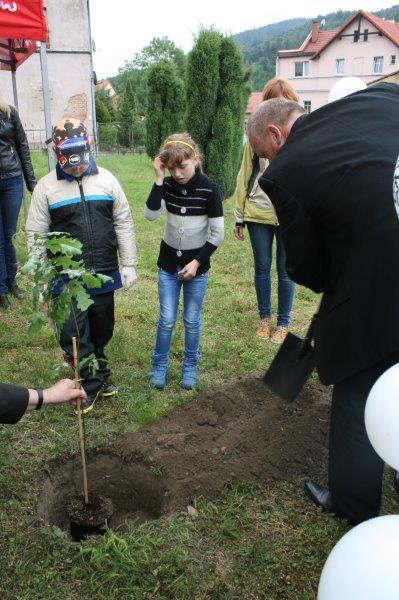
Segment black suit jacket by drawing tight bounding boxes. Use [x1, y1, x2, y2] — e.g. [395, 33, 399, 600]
[0, 383, 29, 424]
[259, 83, 399, 385]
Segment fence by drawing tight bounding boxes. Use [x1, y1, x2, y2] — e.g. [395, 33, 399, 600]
[96, 121, 146, 155]
[26, 121, 147, 155]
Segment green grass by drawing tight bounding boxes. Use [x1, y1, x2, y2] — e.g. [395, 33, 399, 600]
[0, 152, 397, 599]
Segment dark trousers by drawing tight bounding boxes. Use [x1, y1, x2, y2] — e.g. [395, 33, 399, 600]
[0, 175, 23, 294]
[329, 351, 399, 524]
[59, 291, 115, 395]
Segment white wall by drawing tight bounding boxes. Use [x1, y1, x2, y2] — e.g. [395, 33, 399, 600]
[0, 0, 94, 142]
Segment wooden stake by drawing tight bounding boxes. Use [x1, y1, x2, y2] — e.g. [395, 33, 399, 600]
[72, 336, 89, 505]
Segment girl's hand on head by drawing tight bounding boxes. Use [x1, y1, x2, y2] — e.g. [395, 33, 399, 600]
[153, 155, 166, 184]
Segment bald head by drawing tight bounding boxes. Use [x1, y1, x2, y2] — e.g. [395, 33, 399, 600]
[247, 98, 305, 160]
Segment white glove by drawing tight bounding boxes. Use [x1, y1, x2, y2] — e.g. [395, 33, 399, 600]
[121, 266, 137, 291]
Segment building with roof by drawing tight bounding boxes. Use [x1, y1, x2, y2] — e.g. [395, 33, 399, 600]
[95, 79, 118, 107]
[245, 91, 263, 117]
[276, 10, 399, 111]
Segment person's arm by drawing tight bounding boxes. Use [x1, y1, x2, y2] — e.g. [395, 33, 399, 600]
[110, 174, 137, 290]
[179, 185, 224, 280]
[144, 156, 167, 221]
[259, 175, 325, 293]
[233, 142, 253, 240]
[11, 106, 37, 192]
[0, 379, 86, 424]
[25, 178, 51, 250]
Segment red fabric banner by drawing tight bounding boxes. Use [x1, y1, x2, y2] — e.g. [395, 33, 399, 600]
[0, 0, 47, 41]
[0, 38, 37, 71]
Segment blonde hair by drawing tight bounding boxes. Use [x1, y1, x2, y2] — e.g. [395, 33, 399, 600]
[262, 77, 299, 102]
[0, 95, 11, 119]
[159, 133, 201, 168]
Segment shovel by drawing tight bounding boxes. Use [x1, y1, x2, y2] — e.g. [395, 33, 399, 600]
[263, 311, 318, 402]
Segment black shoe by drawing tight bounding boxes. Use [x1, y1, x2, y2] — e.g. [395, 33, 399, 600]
[0, 294, 11, 310]
[304, 480, 336, 513]
[393, 470, 399, 495]
[98, 380, 118, 398]
[75, 391, 99, 415]
[8, 282, 24, 299]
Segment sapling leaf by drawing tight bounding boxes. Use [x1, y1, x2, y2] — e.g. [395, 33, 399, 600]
[96, 273, 113, 284]
[78, 354, 100, 377]
[75, 287, 93, 312]
[81, 273, 103, 289]
[27, 311, 45, 335]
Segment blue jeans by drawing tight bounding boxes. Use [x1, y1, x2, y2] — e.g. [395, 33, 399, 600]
[152, 268, 208, 368]
[0, 175, 23, 294]
[246, 222, 295, 327]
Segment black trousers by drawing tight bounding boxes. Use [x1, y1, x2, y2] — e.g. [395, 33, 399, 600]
[59, 291, 115, 395]
[329, 351, 399, 524]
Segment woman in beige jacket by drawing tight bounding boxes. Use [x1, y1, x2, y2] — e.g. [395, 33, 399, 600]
[233, 78, 299, 343]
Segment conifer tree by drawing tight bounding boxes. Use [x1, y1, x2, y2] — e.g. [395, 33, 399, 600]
[145, 60, 185, 158]
[186, 30, 250, 198]
[118, 77, 138, 147]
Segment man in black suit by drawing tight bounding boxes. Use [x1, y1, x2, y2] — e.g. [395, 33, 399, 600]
[0, 379, 86, 424]
[247, 83, 399, 524]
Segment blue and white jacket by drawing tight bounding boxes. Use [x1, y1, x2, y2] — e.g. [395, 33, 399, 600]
[26, 162, 137, 273]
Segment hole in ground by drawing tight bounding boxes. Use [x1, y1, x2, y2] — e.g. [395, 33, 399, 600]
[37, 451, 166, 533]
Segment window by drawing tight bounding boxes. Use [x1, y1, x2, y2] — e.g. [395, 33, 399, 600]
[354, 30, 360, 42]
[335, 59, 345, 74]
[373, 56, 384, 74]
[294, 61, 309, 77]
[303, 100, 311, 114]
[391, 55, 396, 65]
[363, 29, 369, 42]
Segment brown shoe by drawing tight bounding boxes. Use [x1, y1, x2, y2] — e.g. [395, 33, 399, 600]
[257, 317, 271, 340]
[271, 326, 288, 344]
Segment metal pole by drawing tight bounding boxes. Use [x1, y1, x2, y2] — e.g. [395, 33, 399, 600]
[39, 41, 55, 171]
[11, 69, 18, 111]
[86, 0, 98, 153]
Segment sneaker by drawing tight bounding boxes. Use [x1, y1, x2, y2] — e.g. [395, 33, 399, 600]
[99, 380, 118, 398]
[149, 366, 167, 390]
[76, 391, 99, 415]
[256, 317, 271, 340]
[181, 365, 198, 390]
[8, 282, 24, 299]
[271, 326, 288, 344]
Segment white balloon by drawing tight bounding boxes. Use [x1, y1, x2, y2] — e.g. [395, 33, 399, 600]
[318, 515, 399, 600]
[327, 77, 366, 103]
[365, 363, 399, 470]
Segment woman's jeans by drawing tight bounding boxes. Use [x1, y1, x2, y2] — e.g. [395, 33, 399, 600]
[246, 222, 295, 327]
[0, 175, 23, 295]
[152, 268, 208, 369]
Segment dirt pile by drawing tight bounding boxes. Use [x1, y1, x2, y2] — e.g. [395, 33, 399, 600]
[37, 377, 331, 531]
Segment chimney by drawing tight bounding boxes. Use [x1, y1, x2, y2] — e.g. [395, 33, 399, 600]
[311, 20, 320, 43]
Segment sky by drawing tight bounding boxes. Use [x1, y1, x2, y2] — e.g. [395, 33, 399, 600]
[90, 0, 398, 78]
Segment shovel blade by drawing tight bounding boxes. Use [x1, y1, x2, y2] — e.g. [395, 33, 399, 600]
[264, 332, 316, 402]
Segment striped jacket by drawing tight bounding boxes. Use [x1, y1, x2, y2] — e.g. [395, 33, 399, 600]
[26, 163, 137, 272]
[144, 169, 224, 274]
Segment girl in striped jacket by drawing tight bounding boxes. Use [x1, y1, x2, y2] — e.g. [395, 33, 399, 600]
[145, 133, 224, 390]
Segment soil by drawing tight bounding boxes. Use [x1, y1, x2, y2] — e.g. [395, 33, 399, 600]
[37, 376, 331, 532]
[66, 495, 113, 527]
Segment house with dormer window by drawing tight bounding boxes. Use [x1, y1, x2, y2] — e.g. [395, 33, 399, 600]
[276, 10, 399, 111]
